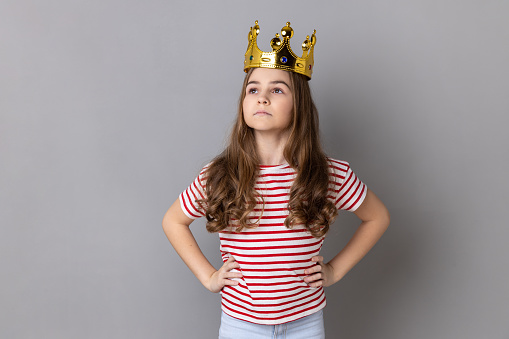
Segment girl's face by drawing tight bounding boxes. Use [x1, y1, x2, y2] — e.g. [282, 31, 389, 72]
[242, 68, 294, 136]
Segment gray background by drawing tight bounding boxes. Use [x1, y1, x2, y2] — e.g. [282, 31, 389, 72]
[1, 0, 508, 338]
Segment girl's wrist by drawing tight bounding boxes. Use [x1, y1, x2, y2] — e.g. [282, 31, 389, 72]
[326, 261, 346, 285]
[198, 268, 217, 292]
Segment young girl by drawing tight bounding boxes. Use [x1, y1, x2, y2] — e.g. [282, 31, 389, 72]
[163, 21, 390, 339]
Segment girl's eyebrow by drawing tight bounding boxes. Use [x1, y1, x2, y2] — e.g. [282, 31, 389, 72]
[247, 80, 291, 88]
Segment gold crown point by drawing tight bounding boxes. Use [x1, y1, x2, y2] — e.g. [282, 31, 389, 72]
[270, 33, 282, 50]
[302, 36, 311, 51]
[280, 23, 293, 39]
[253, 21, 260, 35]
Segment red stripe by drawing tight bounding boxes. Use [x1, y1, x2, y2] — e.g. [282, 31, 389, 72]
[221, 238, 322, 251]
[187, 184, 205, 216]
[252, 214, 290, 220]
[255, 185, 291, 191]
[230, 249, 319, 258]
[242, 279, 305, 287]
[328, 158, 349, 168]
[256, 198, 289, 203]
[241, 273, 306, 279]
[259, 193, 289, 198]
[234, 283, 309, 294]
[259, 171, 296, 177]
[239, 264, 315, 272]
[348, 183, 366, 210]
[219, 228, 309, 235]
[222, 287, 321, 307]
[195, 175, 206, 189]
[235, 258, 314, 265]
[338, 178, 361, 210]
[259, 164, 292, 169]
[186, 187, 205, 215]
[181, 193, 201, 218]
[191, 179, 206, 201]
[221, 290, 324, 319]
[328, 187, 340, 193]
[252, 207, 288, 212]
[224, 284, 311, 301]
[256, 179, 294, 185]
[330, 173, 346, 179]
[330, 165, 348, 173]
[335, 170, 354, 206]
[219, 235, 314, 243]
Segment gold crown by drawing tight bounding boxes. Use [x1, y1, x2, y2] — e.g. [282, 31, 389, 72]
[244, 20, 317, 79]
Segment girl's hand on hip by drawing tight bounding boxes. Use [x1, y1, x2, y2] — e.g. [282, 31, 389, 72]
[304, 256, 335, 288]
[205, 255, 243, 293]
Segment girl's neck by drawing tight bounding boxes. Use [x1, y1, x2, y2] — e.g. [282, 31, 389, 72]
[254, 130, 289, 166]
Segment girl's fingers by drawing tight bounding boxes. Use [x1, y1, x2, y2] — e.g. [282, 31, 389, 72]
[222, 255, 242, 277]
[223, 271, 243, 279]
[220, 267, 242, 287]
[304, 272, 322, 283]
[225, 256, 236, 264]
[304, 264, 322, 275]
[222, 256, 236, 270]
[223, 279, 240, 286]
[304, 255, 324, 275]
[223, 268, 242, 279]
[308, 280, 323, 288]
[227, 262, 240, 270]
[209, 256, 241, 292]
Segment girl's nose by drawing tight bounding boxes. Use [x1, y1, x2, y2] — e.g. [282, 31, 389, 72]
[258, 95, 269, 105]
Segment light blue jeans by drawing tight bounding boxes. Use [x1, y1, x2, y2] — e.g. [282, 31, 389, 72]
[218, 309, 325, 339]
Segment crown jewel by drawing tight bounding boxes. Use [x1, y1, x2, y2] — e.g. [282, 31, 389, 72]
[244, 21, 317, 79]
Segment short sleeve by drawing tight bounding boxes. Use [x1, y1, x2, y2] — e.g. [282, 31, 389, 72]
[178, 165, 209, 219]
[328, 159, 367, 211]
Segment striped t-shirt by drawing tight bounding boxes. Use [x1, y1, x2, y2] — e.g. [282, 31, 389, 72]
[179, 158, 367, 325]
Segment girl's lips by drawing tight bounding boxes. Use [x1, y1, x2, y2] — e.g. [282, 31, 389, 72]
[255, 110, 271, 115]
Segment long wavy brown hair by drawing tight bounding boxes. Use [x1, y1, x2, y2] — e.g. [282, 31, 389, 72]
[200, 68, 338, 238]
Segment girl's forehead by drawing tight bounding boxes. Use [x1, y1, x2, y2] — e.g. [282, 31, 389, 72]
[248, 68, 291, 83]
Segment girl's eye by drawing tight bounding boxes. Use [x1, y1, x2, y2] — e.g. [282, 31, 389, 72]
[273, 88, 283, 94]
[247, 88, 257, 94]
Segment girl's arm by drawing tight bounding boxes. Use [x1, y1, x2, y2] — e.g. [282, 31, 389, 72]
[162, 199, 242, 293]
[304, 188, 390, 287]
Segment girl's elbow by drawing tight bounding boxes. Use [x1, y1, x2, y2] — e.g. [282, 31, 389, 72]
[162, 210, 175, 233]
[162, 212, 170, 230]
[381, 207, 390, 230]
